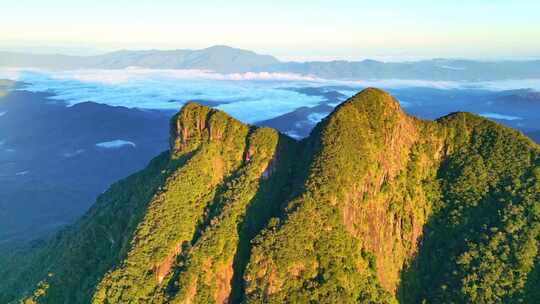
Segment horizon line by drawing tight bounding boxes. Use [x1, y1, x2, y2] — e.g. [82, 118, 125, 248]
[1, 44, 540, 64]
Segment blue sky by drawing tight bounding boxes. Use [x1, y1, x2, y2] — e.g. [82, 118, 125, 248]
[1, 0, 539, 60]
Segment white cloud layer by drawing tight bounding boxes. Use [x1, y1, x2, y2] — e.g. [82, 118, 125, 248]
[0, 68, 327, 123]
[1, 68, 539, 124]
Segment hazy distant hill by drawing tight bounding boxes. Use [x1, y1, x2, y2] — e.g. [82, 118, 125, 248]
[0, 45, 279, 73]
[0, 89, 171, 244]
[2, 46, 540, 80]
[260, 58, 540, 81]
[493, 89, 540, 106]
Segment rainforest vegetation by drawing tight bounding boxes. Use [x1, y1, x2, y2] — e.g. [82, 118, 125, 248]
[1, 88, 539, 304]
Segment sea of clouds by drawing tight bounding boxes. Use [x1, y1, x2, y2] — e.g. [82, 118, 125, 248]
[1, 67, 540, 124]
[0, 68, 332, 123]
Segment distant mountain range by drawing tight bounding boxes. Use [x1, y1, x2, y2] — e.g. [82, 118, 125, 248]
[0, 45, 279, 73]
[2, 45, 540, 81]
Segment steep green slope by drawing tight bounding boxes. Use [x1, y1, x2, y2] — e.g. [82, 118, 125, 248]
[1, 103, 297, 304]
[1, 88, 539, 304]
[92, 104, 296, 303]
[400, 113, 540, 303]
[243, 88, 443, 303]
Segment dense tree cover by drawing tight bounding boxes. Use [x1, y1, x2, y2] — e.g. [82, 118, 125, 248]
[1, 89, 539, 303]
[93, 104, 252, 302]
[243, 89, 429, 303]
[92, 104, 297, 303]
[165, 128, 296, 304]
[400, 113, 540, 303]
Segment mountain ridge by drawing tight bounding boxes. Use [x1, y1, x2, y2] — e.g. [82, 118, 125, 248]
[1, 88, 539, 303]
[0, 45, 280, 73]
[2, 46, 540, 80]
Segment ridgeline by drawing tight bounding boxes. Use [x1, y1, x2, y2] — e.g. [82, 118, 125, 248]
[1, 88, 539, 304]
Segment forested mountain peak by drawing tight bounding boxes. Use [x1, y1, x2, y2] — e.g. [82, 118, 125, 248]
[168, 102, 248, 157]
[1, 88, 539, 304]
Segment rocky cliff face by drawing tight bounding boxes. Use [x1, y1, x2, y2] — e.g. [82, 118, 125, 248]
[243, 89, 442, 302]
[1, 88, 539, 304]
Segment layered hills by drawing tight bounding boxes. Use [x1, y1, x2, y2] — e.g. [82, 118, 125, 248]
[2, 46, 540, 80]
[1, 88, 539, 303]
